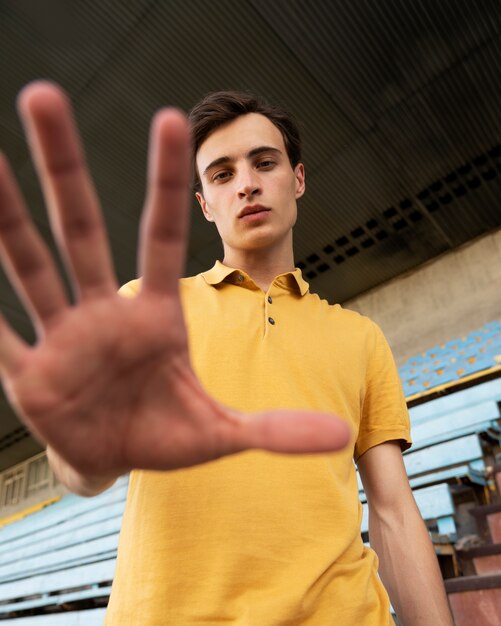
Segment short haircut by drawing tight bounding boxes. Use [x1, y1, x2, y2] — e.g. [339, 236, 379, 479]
[189, 90, 302, 192]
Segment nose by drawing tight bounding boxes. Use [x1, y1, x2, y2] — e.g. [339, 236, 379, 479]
[237, 166, 261, 200]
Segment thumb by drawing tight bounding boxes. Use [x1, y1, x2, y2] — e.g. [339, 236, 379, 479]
[224, 409, 352, 456]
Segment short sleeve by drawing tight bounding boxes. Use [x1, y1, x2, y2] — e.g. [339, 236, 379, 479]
[354, 322, 412, 462]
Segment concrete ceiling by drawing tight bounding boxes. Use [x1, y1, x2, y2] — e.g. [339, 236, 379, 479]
[0, 0, 500, 470]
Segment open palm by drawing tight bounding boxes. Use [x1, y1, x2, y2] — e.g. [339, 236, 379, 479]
[0, 83, 349, 493]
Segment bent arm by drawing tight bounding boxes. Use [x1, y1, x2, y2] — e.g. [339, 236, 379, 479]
[357, 442, 454, 626]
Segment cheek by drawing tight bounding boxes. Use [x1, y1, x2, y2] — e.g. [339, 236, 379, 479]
[279, 171, 299, 196]
[206, 185, 233, 210]
[205, 199, 235, 233]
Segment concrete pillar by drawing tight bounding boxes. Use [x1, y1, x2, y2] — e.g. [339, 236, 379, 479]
[343, 227, 501, 365]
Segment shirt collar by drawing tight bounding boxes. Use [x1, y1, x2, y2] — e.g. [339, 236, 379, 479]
[201, 260, 309, 296]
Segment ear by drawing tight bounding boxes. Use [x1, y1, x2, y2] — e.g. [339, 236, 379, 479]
[196, 192, 214, 222]
[294, 163, 305, 199]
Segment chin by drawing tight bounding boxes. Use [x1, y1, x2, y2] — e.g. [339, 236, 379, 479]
[225, 223, 293, 252]
[241, 231, 282, 250]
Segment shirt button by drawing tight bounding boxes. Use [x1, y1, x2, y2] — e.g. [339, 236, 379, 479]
[268, 317, 275, 325]
[237, 274, 244, 282]
[267, 296, 273, 304]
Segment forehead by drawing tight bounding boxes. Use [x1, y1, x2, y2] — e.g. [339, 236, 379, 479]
[196, 113, 286, 169]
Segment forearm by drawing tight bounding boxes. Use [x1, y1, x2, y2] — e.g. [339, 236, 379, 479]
[369, 501, 454, 625]
[46, 446, 117, 497]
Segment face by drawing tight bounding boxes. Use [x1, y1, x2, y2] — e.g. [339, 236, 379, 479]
[195, 113, 305, 254]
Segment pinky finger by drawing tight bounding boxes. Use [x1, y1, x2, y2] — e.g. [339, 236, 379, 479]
[0, 312, 29, 377]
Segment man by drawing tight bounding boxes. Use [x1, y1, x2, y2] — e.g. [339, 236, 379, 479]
[0, 82, 453, 625]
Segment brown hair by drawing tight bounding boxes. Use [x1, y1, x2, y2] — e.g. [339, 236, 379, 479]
[188, 90, 302, 192]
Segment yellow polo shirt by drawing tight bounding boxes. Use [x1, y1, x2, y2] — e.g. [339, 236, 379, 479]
[105, 262, 411, 626]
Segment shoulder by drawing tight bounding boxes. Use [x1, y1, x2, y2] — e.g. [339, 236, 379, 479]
[118, 274, 205, 298]
[307, 292, 380, 335]
[179, 274, 205, 290]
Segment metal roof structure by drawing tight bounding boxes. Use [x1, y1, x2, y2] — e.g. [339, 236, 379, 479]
[0, 0, 500, 469]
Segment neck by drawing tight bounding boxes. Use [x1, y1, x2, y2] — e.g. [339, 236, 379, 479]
[222, 235, 295, 292]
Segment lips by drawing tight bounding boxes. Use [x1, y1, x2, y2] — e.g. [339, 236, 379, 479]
[238, 205, 271, 218]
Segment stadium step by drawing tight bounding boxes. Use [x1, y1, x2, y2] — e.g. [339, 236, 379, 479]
[456, 543, 501, 576]
[469, 501, 501, 544]
[445, 573, 501, 626]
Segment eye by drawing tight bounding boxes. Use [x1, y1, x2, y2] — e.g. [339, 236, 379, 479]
[257, 159, 275, 169]
[212, 170, 232, 182]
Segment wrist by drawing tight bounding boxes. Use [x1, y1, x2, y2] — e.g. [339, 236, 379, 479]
[46, 446, 118, 497]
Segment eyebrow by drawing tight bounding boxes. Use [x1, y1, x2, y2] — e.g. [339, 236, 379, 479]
[202, 146, 282, 177]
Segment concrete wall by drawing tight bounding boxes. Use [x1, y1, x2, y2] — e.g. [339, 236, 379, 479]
[343, 227, 501, 366]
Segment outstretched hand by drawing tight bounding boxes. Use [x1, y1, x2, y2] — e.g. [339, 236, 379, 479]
[0, 82, 350, 494]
